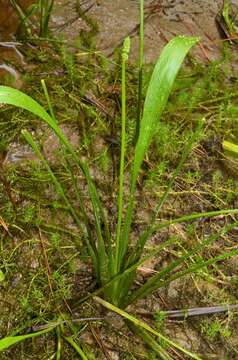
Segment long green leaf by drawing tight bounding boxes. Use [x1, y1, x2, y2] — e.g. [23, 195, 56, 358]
[127, 322, 173, 360]
[114, 37, 130, 274]
[0, 85, 109, 285]
[0, 327, 54, 352]
[127, 244, 238, 306]
[116, 121, 204, 303]
[120, 36, 199, 269]
[94, 297, 202, 360]
[63, 335, 88, 360]
[22, 130, 99, 275]
[133, 36, 199, 185]
[153, 208, 238, 233]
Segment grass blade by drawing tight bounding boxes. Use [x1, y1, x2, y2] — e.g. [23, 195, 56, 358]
[22, 129, 99, 275]
[154, 208, 238, 232]
[94, 296, 202, 360]
[120, 36, 199, 270]
[0, 327, 55, 352]
[0, 85, 110, 285]
[127, 242, 238, 306]
[223, 140, 238, 158]
[114, 37, 130, 273]
[127, 322, 174, 360]
[132, 36, 199, 189]
[41, 79, 56, 122]
[63, 335, 88, 360]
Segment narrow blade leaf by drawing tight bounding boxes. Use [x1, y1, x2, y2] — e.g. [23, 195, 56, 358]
[0, 327, 54, 352]
[94, 297, 202, 360]
[121, 36, 199, 269]
[132, 36, 200, 189]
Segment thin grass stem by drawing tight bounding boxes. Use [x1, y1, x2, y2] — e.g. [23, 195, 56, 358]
[114, 37, 130, 275]
[125, 220, 238, 305]
[135, 0, 144, 143]
[22, 130, 99, 277]
[63, 336, 88, 360]
[94, 296, 202, 360]
[41, 79, 56, 122]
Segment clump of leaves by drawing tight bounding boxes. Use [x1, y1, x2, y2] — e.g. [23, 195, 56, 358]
[1, 31, 238, 360]
[10, 0, 54, 38]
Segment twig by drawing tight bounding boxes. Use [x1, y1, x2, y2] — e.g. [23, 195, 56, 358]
[32, 317, 104, 331]
[164, 304, 238, 319]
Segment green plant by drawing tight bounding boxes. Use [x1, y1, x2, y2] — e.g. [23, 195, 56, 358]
[1, 14, 238, 360]
[1, 32, 238, 357]
[0, 34, 202, 300]
[221, 0, 238, 40]
[135, 0, 144, 142]
[202, 318, 231, 339]
[10, 0, 54, 38]
[38, 0, 54, 37]
[223, 139, 238, 158]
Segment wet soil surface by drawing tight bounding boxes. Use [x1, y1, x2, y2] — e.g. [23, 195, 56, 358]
[0, 0, 235, 87]
[52, 0, 228, 62]
[85, 0, 224, 62]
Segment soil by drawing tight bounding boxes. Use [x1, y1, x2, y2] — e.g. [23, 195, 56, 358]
[84, 0, 224, 62]
[0, 0, 229, 87]
[51, 0, 226, 62]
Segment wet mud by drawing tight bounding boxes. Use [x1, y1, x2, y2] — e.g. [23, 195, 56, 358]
[0, 0, 235, 80]
[58, 0, 227, 63]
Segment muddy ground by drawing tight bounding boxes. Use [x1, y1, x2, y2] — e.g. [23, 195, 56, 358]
[52, 0, 225, 62]
[0, 0, 231, 84]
